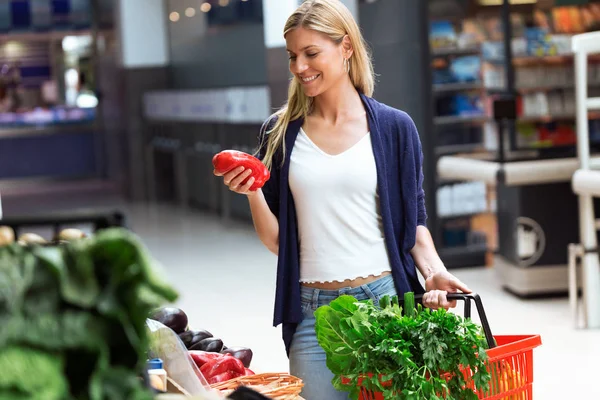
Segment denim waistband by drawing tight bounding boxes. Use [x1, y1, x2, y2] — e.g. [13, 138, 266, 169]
[299, 274, 395, 309]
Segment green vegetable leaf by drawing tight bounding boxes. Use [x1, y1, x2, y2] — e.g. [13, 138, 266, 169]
[0, 346, 68, 400]
[314, 296, 362, 375]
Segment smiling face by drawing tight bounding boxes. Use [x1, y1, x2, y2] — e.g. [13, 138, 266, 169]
[285, 27, 352, 98]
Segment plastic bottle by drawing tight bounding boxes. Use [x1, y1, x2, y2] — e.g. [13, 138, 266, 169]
[147, 358, 168, 392]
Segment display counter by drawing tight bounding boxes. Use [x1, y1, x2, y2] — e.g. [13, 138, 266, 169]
[0, 108, 99, 181]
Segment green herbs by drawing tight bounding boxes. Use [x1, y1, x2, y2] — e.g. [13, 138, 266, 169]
[314, 292, 491, 400]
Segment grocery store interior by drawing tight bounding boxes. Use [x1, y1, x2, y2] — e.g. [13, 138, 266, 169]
[1, 0, 600, 399]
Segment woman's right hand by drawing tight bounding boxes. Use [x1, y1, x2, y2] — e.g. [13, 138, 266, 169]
[214, 166, 257, 196]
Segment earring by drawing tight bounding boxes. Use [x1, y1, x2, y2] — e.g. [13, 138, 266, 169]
[343, 58, 350, 74]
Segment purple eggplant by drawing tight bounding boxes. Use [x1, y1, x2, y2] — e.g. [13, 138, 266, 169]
[189, 337, 223, 353]
[150, 307, 188, 334]
[179, 329, 213, 349]
[221, 346, 253, 368]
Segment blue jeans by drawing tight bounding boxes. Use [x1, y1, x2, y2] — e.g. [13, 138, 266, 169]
[288, 274, 397, 400]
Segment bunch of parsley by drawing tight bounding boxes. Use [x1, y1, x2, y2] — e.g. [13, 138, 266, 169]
[315, 292, 491, 400]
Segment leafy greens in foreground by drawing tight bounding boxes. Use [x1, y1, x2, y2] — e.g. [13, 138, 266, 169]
[0, 228, 178, 400]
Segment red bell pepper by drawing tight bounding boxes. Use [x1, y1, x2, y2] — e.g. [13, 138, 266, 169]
[199, 359, 219, 377]
[207, 371, 235, 385]
[244, 368, 255, 376]
[189, 350, 223, 368]
[202, 356, 245, 379]
[212, 150, 270, 191]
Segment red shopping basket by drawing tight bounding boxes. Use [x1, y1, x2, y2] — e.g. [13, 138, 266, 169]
[350, 294, 542, 400]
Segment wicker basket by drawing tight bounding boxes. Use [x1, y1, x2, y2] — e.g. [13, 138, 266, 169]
[209, 373, 304, 400]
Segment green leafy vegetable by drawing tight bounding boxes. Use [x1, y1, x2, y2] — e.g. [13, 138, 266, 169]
[0, 346, 68, 400]
[0, 228, 178, 400]
[315, 292, 491, 400]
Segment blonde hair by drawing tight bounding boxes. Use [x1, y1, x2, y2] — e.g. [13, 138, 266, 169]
[260, 0, 375, 170]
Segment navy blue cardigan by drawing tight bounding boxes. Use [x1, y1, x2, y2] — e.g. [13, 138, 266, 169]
[257, 94, 427, 355]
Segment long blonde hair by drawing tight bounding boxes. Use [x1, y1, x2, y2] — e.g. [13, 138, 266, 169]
[260, 0, 375, 170]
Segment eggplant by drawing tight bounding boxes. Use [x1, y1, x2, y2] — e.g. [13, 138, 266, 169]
[178, 330, 194, 348]
[149, 307, 188, 334]
[221, 347, 253, 368]
[189, 337, 223, 353]
[178, 329, 213, 349]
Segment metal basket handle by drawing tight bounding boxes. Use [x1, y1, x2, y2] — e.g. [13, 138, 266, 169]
[408, 293, 496, 349]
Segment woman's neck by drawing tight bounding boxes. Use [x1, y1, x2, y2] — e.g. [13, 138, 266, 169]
[311, 78, 364, 124]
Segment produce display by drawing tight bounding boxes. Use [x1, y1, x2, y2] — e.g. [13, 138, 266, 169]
[212, 150, 270, 191]
[149, 306, 255, 386]
[0, 223, 298, 400]
[0, 226, 179, 400]
[315, 292, 492, 400]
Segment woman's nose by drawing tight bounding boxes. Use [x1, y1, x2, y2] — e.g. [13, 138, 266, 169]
[291, 58, 308, 75]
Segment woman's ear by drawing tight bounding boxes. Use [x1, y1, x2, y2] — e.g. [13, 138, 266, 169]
[342, 34, 354, 59]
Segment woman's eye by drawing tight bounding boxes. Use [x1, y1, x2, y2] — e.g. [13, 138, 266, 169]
[307, 53, 318, 58]
[288, 55, 296, 60]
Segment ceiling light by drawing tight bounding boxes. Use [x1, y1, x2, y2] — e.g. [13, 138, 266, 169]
[169, 11, 180, 22]
[200, 2, 212, 12]
[185, 7, 196, 17]
[219, 0, 230, 7]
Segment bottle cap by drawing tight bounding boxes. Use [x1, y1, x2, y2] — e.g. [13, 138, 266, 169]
[147, 358, 163, 370]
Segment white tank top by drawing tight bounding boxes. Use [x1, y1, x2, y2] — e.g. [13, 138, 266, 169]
[289, 128, 392, 283]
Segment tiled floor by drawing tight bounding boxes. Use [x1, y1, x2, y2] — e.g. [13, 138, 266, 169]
[3, 192, 597, 399]
[121, 203, 599, 399]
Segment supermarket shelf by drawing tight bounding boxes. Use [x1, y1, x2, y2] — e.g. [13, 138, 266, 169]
[439, 243, 488, 269]
[516, 54, 600, 66]
[434, 115, 491, 126]
[484, 54, 600, 67]
[433, 82, 483, 93]
[486, 83, 600, 95]
[431, 47, 480, 57]
[517, 111, 600, 123]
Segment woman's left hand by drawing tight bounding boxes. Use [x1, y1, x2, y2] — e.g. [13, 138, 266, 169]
[422, 270, 471, 310]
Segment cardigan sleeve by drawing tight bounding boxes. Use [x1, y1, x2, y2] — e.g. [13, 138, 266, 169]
[405, 115, 428, 226]
[256, 115, 280, 218]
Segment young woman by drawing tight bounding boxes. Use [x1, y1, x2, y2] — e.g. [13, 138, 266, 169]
[214, 0, 471, 398]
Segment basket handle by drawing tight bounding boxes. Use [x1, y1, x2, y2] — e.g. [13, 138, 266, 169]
[410, 293, 496, 349]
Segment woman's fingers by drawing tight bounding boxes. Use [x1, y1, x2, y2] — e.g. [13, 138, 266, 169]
[422, 290, 451, 310]
[229, 169, 253, 191]
[238, 177, 256, 194]
[222, 166, 246, 185]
